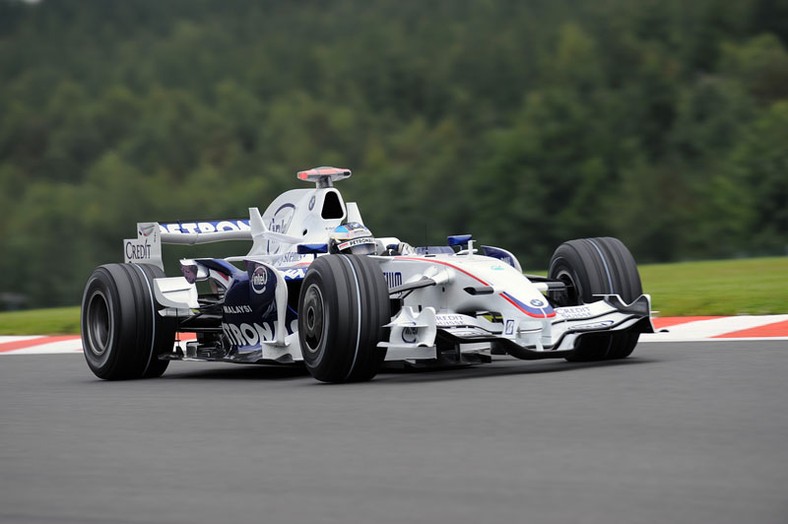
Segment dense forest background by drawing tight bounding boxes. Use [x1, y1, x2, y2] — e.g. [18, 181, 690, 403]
[1, 0, 786, 308]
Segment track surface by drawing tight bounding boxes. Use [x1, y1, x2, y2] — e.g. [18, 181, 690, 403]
[2, 342, 787, 524]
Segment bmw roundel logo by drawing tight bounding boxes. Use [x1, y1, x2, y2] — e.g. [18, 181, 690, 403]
[530, 298, 545, 307]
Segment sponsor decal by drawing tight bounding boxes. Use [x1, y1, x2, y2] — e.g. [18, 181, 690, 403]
[273, 252, 310, 265]
[308, 195, 316, 211]
[447, 327, 489, 338]
[505, 319, 515, 335]
[267, 204, 297, 253]
[282, 268, 308, 280]
[251, 266, 269, 295]
[138, 223, 157, 238]
[556, 305, 593, 320]
[383, 271, 403, 288]
[125, 224, 162, 265]
[530, 298, 545, 307]
[223, 305, 253, 315]
[337, 237, 375, 251]
[490, 265, 506, 271]
[401, 327, 418, 344]
[269, 204, 296, 234]
[500, 292, 556, 318]
[573, 320, 615, 330]
[161, 220, 251, 235]
[125, 239, 152, 261]
[436, 314, 466, 327]
[222, 321, 275, 348]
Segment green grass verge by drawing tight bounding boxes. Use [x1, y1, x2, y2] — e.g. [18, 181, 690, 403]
[640, 256, 787, 316]
[0, 306, 81, 336]
[0, 257, 785, 335]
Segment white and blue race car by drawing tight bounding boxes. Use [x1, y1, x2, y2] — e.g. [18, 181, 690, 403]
[81, 167, 654, 383]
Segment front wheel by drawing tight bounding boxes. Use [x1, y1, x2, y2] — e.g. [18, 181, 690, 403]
[298, 255, 390, 383]
[548, 237, 643, 361]
[81, 263, 175, 380]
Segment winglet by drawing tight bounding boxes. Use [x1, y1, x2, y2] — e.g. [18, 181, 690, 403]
[248, 207, 302, 255]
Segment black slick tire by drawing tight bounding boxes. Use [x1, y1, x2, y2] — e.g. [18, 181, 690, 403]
[548, 237, 643, 361]
[81, 263, 175, 380]
[298, 255, 390, 383]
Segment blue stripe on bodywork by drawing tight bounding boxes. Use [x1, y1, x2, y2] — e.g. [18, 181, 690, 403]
[501, 292, 555, 318]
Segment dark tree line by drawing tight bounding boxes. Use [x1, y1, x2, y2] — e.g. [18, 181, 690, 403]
[1, 0, 786, 308]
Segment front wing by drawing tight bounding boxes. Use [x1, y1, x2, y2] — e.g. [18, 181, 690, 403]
[380, 294, 653, 361]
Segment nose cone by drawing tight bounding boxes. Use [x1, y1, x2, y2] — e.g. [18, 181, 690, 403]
[445, 257, 556, 319]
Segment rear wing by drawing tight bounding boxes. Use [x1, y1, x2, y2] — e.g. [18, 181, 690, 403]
[123, 208, 303, 269]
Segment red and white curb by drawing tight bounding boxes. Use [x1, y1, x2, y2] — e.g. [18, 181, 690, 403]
[0, 335, 84, 355]
[1, 316, 786, 355]
[641, 314, 788, 342]
[0, 333, 197, 355]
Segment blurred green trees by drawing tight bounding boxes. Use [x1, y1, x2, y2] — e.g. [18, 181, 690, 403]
[0, 0, 786, 307]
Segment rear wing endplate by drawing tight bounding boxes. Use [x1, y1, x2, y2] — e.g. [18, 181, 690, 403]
[124, 223, 165, 268]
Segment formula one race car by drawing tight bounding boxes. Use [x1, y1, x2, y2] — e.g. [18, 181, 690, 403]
[81, 167, 654, 383]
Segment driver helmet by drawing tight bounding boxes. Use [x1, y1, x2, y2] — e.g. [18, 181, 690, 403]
[329, 222, 377, 255]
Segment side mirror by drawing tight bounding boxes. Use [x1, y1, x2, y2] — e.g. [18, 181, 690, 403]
[447, 234, 473, 247]
[180, 259, 209, 284]
[297, 243, 329, 254]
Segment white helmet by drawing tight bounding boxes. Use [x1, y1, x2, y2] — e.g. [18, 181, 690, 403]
[329, 222, 377, 255]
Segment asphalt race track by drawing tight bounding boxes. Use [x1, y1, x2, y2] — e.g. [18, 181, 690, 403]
[1, 342, 787, 524]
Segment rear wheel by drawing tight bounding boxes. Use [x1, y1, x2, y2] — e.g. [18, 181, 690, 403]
[298, 255, 390, 383]
[548, 237, 642, 361]
[81, 263, 175, 379]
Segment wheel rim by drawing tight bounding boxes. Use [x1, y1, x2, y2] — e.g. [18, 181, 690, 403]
[302, 284, 325, 354]
[86, 290, 112, 357]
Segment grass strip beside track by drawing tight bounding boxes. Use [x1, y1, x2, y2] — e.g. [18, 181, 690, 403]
[0, 306, 81, 335]
[0, 257, 785, 335]
[639, 256, 787, 316]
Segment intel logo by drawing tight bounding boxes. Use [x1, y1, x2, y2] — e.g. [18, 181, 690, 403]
[251, 266, 269, 295]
